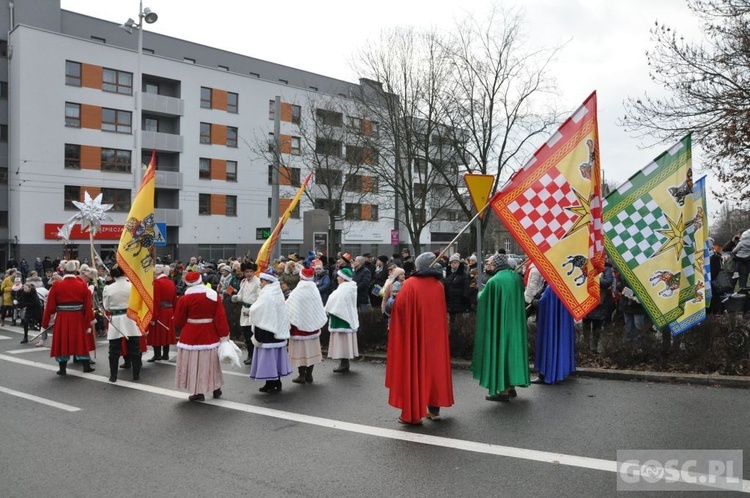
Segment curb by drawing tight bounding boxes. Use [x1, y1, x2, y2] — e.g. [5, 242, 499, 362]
[356, 352, 750, 389]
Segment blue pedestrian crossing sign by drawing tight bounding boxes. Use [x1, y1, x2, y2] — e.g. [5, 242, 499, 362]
[153, 222, 167, 246]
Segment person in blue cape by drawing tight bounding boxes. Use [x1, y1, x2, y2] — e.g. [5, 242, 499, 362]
[533, 285, 575, 384]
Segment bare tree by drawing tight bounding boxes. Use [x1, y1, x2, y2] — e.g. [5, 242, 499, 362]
[622, 0, 750, 202]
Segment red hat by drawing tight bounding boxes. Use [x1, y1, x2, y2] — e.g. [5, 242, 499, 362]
[300, 267, 314, 281]
[184, 271, 202, 286]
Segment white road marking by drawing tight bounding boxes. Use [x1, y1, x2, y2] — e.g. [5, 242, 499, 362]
[6, 348, 50, 354]
[0, 385, 81, 412]
[0, 335, 13, 340]
[0, 353, 748, 492]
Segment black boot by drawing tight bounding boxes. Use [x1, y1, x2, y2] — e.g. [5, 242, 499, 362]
[161, 345, 170, 361]
[81, 359, 95, 373]
[120, 357, 131, 369]
[333, 358, 350, 373]
[292, 367, 306, 384]
[57, 361, 67, 376]
[108, 356, 119, 382]
[305, 364, 314, 383]
[259, 381, 275, 393]
[147, 346, 161, 362]
[20, 331, 28, 344]
[274, 378, 283, 392]
[131, 354, 142, 381]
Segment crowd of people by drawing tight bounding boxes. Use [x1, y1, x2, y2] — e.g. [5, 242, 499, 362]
[2, 227, 747, 424]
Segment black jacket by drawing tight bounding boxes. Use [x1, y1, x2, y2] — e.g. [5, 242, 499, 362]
[444, 263, 470, 313]
[352, 265, 372, 307]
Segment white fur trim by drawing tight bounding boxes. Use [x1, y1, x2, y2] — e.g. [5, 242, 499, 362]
[177, 341, 220, 351]
[255, 340, 287, 349]
[329, 327, 356, 333]
[185, 285, 218, 302]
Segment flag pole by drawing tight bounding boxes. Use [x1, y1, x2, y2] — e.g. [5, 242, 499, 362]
[435, 203, 492, 263]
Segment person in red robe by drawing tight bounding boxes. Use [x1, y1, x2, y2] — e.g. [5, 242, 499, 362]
[385, 252, 454, 425]
[147, 264, 177, 361]
[42, 260, 96, 375]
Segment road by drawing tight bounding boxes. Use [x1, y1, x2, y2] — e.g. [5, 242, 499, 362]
[0, 324, 748, 497]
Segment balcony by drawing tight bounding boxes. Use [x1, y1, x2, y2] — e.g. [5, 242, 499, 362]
[141, 93, 184, 116]
[142, 131, 183, 153]
[154, 170, 183, 190]
[154, 208, 182, 226]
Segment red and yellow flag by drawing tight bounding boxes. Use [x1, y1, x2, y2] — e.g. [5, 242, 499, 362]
[490, 92, 604, 319]
[116, 150, 156, 332]
[256, 172, 313, 275]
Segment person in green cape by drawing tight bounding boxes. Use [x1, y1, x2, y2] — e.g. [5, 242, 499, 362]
[471, 252, 530, 401]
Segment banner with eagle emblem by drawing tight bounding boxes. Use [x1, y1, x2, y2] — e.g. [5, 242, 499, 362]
[603, 135, 695, 329]
[116, 150, 156, 333]
[490, 91, 604, 320]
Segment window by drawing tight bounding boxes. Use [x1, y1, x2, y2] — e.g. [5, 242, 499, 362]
[199, 158, 211, 179]
[145, 82, 159, 94]
[184, 57, 196, 64]
[269, 198, 299, 218]
[291, 136, 301, 155]
[0, 167, 7, 184]
[199, 194, 211, 214]
[279, 79, 288, 85]
[0, 81, 6, 99]
[249, 72, 260, 78]
[371, 121, 380, 137]
[200, 87, 212, 109]
[218, 65, 229, 71]
[226, 161, 237, 182]
[65, 144, 81, 169]
[268, 165, 300, 186]
[367, 148, 379, 165]
[344, 174, 363, 192]
[370, 205, 379, 221]
[346, 145, 365, 164]
[65, 102, 81, 128]
[142, 48, 155, 55]
[227, 92, 238, 113]
[316, 108, 343, 127]
[267, 197, 272, 218]
[315, 168, 342, 186]
[349, 116, 362, 132]
[268, 99, 276, 120]
[91, 36, 106, 44]
[267, 165, 273, 185]
[200, 122, 211, 144]
[64, 185, 80, 210]
[291, 105, 301, 124]
[101, 188, 131, 212]
[0, 211, 7, 228]
[102, 68, 133, 95]
[289, 201, 300, 219]
[227, 126, 238, 148]
[314, 198, 341, 214]
[315, 138, 342, 157]
[226, 195, 237, 216]
[414, 157, 428, 175]
[65, 61, 81, 86]
[0, 124, 7, 142]
[101, 108, 132, 133]
[144, 117, 158, 132]
[101, 148, 131, 173]
[268, 132, 275, 153]
[345, 203, 361, 221]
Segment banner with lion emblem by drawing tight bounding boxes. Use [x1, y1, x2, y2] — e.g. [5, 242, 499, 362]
[603, 135, 695, 329]
[116, 150, 156, 332]
[490, 91, 604, 320]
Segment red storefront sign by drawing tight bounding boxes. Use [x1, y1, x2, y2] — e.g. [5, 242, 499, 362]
[44, 223, 124, 240]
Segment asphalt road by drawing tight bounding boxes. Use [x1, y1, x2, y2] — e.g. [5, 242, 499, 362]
[0, 324, 748, 498]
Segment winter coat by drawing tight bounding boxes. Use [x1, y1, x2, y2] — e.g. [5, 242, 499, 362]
[732, 229, 750, 260]
[352, 265, 372, 307]
[443, 263, 470, 314]
[584, 265, 614, 322]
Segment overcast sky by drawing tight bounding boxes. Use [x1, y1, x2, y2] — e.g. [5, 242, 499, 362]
[60, 0, 710, 208]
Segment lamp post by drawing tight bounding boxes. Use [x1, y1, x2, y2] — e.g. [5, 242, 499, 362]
[120, 1, 158, 191]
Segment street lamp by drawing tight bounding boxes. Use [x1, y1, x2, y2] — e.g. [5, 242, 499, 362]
[119, 1, 158, 190]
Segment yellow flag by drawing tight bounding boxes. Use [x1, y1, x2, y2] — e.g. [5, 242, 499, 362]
[116, 151, 156, 332]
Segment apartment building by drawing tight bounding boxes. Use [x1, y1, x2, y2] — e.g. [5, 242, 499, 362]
[1, 1, 461, 265]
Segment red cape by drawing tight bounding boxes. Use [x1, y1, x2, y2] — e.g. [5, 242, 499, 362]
[385, 272, 454, 423]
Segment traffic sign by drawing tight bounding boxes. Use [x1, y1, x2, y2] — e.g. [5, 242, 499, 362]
[464, 174, 495, 219]
[153, 222, 167, 246]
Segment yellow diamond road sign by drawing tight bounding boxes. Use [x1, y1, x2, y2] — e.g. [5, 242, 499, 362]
[464, 174, 494, 219]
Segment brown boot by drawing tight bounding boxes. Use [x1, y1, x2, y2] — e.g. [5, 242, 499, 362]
[292, 367, 306, 384]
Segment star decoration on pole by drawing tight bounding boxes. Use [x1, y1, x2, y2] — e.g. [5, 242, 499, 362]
[57, 191, 114, 240]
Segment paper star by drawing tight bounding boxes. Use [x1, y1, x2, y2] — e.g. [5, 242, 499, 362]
[70, 191, 114, 234]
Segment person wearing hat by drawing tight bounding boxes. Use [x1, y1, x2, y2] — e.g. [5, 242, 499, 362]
[352, 256, 372, 310]
[231, 262, 260, 365]
[174, 271, 231, 401]
[369, 255, 389, 309]
[312, 260, 331, 304]
[147, 264, 178, 362]
[1, 268, 17, 327]
[248, 270, 292, 393]
[41, 260, 96, 375]
[286, 267, 327, 384]
[103, 265, 143, 382]
[324, 267, 359, 373]
[386, 252, 454, 425]
[444, 254, 470, 322]
[471, 252, 530, 401]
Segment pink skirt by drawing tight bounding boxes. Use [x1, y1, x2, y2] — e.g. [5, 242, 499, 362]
[327, 332, 358, 359]
[175, 347, 224, 395]
[289, 338, 323, 368]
